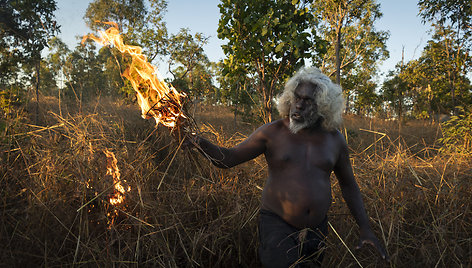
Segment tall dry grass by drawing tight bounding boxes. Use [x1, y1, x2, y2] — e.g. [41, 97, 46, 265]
[0, 95, 470, 267]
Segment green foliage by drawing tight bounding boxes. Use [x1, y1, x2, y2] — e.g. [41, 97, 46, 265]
[345, 70, 380, 115]
[85, 0, 169, 59]
[167, 28, 216, 102]
[82, 0, 170, 100]
[440, 106, 472, 154]
[217, 65, 261, 122]
[0, 85, 23, 119]
[62, 41, 109, 100]
[310, 0, 389, 115]
[418, 0, 472, 38]
[0, 0, 59, 100]
[381, 67, 410, 119]
[0, 0, 59, 60]
[311, 0, 389, 78]
[84, 0, 146, 34]
[417, 0, 472, 116]
[218, 0, 315, 122]
[397, 27, 472, 118]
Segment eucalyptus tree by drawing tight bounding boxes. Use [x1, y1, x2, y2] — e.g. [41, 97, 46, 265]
[419, 0, 471, 38]
[0, 0, 59, 121]
[84, 0, 168, 59]
[218, 0, 315, 122]
[310, 0, 388, 114]
[418, 0, 472, 114]
[63, 40, 108, 103]
[166, 29, 217, 109]
[402, 32, 471, 117]
[84, 0, 169, 98]
[311, 0, 388, 83]
[381, 66, 410, 121]
[216, 63, 259, 124]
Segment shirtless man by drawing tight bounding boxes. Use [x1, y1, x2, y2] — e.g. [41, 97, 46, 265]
[185, 67, 387, 266]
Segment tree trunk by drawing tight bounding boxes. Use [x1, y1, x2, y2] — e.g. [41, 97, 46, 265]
[233, 86, 239, 129]
[35, 60, 40, 124]
[335, 27, 341, 86]
[450, 72, 456, 115]
[263, 94, 272, 123]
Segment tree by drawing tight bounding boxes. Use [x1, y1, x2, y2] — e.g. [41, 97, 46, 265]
[311, 0, 389, 83]
[84, 0, 169, 98]
[136, 0, 169, 61]
[218, 0, 314, 123]
[63, 40, 108, 105]
[311, 0, 388, 114]
[84, 0, 146, 35]
[216, 63, 259, 124]
[0, 0, 60, 121]
[400, 33, 472, 117]
[345, 69, 380, 115]
[167, 29, 214, 102]
[418, 0, 472, 114]
[381, 67, 410, 121]
[418, 0, 472, 37]
[84, 0, 168, 59]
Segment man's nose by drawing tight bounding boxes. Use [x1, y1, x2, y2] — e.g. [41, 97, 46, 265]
[295, 100, 304, 109]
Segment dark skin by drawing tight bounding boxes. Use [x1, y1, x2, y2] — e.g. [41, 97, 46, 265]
[186, 82, 388, 261]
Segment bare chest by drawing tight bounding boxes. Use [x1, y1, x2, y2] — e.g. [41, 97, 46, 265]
[265, 133, 338, 173]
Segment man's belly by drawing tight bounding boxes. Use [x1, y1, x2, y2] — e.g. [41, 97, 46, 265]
[261, 173, 332, 229]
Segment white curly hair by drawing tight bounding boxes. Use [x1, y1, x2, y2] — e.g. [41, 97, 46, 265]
[277, 66, 345, 131]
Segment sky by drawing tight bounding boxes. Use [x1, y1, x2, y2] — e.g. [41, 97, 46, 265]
[54, 0, 432, 79]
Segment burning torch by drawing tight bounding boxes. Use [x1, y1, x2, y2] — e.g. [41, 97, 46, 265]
[82, 21, 195, 140]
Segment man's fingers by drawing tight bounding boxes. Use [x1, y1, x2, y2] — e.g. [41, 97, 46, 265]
[356, 239, 373, 249]
[357, 239, 389, 261]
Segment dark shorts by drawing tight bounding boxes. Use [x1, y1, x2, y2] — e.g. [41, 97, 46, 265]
[258, 209, 328, 268]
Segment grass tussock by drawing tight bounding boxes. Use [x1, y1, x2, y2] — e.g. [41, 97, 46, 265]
[0, 94, 471, 267]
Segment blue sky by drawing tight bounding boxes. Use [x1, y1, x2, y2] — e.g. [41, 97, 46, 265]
[55, 0, 432, 79]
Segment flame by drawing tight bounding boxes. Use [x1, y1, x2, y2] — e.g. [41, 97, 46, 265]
[82, 22, 186, 128]
[104, 149, 130, 226]
[104, 149, 129, 206]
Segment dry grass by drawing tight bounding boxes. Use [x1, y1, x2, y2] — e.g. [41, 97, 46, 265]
[0, 95, 470, 267]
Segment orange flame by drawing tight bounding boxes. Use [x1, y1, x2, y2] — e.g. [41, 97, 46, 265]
[103, 149, 130, 227]
[82, 22, 186, 128]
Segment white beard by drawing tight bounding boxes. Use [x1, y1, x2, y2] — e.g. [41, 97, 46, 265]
[289, 112, 321, 134]
[289, 119, 311, 134]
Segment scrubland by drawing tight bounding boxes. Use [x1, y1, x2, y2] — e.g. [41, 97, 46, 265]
[0, 95, 470, 267]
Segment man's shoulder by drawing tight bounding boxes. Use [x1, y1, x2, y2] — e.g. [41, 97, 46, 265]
[327, 129, 349, 151]
[326, 128, 345, 142]
[312, 128, 346, 149]
[259, 118, 288, 131]
[251, 119, 289, 140]
[260, 118, 288, 133]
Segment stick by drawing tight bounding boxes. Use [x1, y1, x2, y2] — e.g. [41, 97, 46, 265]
[328, 221, 363, 268]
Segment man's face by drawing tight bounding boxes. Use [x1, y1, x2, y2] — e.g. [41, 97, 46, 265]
[289, 82, 320, 133]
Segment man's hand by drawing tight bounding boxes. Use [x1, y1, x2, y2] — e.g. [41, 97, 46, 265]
[357, 228, 389, 261]
[181, 132, 199, 150]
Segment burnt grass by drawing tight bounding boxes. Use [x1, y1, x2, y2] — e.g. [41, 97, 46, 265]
[0, 95, 471, 267]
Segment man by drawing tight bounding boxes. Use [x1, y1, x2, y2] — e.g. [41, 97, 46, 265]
[185, 67, 388, 266]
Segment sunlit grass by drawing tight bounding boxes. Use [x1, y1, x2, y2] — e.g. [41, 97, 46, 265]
[0, 94, 470, 266]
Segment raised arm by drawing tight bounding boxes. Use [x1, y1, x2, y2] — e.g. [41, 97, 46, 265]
[333, 132, 388, 260]
[188, 124, 268, 169]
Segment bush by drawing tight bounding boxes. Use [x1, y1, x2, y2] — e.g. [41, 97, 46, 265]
[440, 106, 472, 154]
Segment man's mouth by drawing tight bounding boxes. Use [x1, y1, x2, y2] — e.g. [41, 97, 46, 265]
[290, 112, 302, 121]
